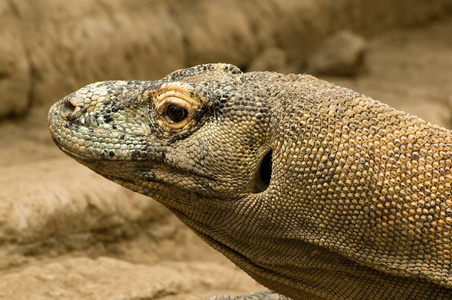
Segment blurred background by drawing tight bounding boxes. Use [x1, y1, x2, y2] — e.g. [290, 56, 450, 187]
[0, 0, 451, 298]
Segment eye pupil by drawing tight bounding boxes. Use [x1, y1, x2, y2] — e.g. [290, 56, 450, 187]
[166, 104, 188, 123]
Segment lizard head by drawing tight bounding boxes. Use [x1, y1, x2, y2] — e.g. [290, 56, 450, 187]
[48, 63, 274, 212]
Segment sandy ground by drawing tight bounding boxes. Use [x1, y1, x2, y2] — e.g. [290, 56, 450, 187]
[0, 17, 451, 299]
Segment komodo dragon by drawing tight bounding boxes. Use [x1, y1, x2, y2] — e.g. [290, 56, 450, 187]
[48, 63, 452, 299]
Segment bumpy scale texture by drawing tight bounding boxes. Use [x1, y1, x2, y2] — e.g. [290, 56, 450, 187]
[48, 64, 452, 300]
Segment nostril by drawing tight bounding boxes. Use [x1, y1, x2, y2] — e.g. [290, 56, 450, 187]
[62, 99, 76, 115]
[62, 97, 81, 120]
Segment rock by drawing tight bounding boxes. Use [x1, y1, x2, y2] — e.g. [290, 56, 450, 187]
[309, 30, 367, 76]
[247, 48, 288, 72]
[0, 158, 169, 245]
[0, 2, 30, 117]
[0, 0, 449, 118]
[397, 100, 452, 130]
[173, 1, 260, 68]
[0, 257, 261, 300]
[14, 1, 185, 109]
[1, 2, 452, 299]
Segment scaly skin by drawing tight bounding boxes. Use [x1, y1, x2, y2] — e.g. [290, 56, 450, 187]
[48, 64, 452, 299]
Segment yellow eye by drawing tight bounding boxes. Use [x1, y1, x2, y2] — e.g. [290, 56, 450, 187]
[151, 83, 205, 133]
[165, 104, 188, 123]
[155, 93, 196, 132]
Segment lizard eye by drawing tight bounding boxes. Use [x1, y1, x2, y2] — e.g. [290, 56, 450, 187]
[154, 93, 196, 132]
[151, 83, 205, 133]
[166, 104, 188, 123]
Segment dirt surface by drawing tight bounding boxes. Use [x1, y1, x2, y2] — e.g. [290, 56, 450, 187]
[0, 5, 451, 300]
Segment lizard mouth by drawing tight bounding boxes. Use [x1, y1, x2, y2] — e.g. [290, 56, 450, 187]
[53, 140, 220, 197]
[51, 137, 85, 161]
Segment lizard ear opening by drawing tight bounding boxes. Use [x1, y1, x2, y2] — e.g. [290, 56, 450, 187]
[253, 150, 272, 193]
